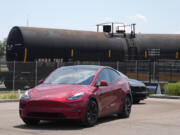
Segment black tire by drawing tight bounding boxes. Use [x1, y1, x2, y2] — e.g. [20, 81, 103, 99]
[82, 100, 98, 127]
[22, 118, 40, 126]
[118, 95, 132, 118]
[133, 99, 140, 104]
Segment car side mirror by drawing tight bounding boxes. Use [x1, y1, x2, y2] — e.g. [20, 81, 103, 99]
[100, 80, 108, 86]
[38, 80, 44, 84]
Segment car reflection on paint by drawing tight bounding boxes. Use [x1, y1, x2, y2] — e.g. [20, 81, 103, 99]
[19, 65, 132, 127]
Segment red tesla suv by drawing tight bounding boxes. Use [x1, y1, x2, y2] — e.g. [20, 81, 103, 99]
[19, 65, 132, 126]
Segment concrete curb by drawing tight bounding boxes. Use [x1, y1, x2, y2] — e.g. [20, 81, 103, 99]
[149, 94, 180, 99]
[0, 99, 19, 103]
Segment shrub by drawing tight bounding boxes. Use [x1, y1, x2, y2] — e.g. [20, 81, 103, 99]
[0, 91, 24, 99]
[164, 82, 180, 96]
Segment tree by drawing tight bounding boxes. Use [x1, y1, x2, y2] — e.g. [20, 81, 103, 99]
[0, 38, 7, 59]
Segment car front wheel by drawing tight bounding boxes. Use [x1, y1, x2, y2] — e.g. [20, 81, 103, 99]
[133, 99, 140, 104]
[82, 100, 98, 127]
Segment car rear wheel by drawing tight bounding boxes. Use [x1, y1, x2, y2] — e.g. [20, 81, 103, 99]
[22, 118, 40, 126]
[82, 100, 98, 127]
[118, 95, 132, 118]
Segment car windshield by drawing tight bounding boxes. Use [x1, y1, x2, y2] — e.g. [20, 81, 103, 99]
[44, 67, 98, 85]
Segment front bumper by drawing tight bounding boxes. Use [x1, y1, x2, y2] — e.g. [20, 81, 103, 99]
[19, 98, 87, 120]
[131, 86, 149, 100]
[132, 91, 148, 100]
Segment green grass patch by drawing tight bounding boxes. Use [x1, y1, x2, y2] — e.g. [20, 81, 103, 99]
[0, 91, 25, 100]
[164, 82, 180, 96]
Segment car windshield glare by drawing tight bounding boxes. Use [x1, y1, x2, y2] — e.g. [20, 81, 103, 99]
[44, 68, 97, 85]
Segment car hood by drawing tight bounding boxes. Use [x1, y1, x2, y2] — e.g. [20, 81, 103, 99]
[29, 84, 90, 100]
[127, 78, 145, 87]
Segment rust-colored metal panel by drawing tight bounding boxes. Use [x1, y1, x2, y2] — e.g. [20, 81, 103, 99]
[135, 34, 180, 59]
[6, 26, 180, 62]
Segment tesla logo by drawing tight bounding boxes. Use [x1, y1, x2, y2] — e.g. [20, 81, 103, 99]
[44, 96, 50, 98]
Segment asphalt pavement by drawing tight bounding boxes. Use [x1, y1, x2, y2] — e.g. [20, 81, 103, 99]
[0, 98, 180, 135]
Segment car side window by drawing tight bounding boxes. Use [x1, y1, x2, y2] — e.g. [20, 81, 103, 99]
[96, 69, 111, 85]
[107, 69, 121, 83]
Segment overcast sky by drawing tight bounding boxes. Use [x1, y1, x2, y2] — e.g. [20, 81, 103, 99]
[0, 0, 180, 40]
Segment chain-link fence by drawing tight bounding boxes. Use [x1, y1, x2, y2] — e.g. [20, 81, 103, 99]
[1, 60, 180, 90]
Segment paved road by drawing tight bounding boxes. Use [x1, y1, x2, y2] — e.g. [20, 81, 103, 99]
[0, 98, 180, 135]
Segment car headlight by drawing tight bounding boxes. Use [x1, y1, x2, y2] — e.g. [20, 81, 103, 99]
[21, 90, 30, 99]
[67, 92, 85, 100]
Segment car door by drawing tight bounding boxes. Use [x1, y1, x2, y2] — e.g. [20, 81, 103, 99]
[107, 69, 123, 112]
[96, 69, 118, 115]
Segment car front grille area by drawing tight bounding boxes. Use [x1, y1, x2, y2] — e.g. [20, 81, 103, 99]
[27, 112, 65, 119]
[131, 87, 146, 92]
